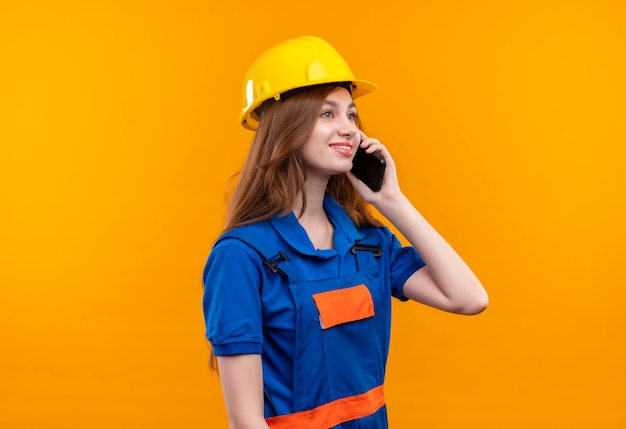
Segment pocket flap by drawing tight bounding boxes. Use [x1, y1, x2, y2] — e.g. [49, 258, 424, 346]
[312, 284, 375, 329]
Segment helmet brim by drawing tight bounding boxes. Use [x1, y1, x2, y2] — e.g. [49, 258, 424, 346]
[241, 79, 378, 131]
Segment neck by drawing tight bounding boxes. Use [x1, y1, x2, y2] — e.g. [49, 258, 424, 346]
[293, 178, 334, 250]
[293, 178, 328, 220]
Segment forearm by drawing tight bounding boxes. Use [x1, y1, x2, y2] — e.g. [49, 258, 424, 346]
[376, 194, 488, 312]
[217, 354, 269, 429]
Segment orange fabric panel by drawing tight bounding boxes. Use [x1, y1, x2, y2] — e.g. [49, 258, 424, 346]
[312, 284, 375, 329]
[266, 384, 385, 429]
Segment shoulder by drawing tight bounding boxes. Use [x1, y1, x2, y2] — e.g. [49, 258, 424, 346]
[210, 220, 286, 266]
[214, 221, 275, 250]
[203, 224, 272, 286]
[356, 223, 396, 248]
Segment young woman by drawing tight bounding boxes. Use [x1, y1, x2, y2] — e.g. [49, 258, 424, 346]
[202, 36, 488, 429]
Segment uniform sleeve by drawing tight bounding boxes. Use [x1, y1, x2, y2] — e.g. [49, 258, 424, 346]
[202, 241, 264, 355]
[385, 229, 426, 301]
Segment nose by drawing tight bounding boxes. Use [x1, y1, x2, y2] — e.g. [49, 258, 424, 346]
[337, 116, 357, 139]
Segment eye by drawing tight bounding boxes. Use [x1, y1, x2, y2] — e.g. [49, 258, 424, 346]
[347, 112, 358, 121]
[320, 110, 334, 118]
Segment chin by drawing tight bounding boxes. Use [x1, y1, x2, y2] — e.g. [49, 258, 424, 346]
[332, 168, 352, 177]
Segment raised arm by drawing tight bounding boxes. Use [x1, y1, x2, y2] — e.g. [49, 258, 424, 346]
[216, 354, 269, 429]
[347, 134, 488, 314]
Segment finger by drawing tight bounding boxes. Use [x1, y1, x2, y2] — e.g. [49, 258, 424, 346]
[364, 141, 384, 153]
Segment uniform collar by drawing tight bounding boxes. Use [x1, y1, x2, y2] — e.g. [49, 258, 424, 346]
[269, 194, 365, 257]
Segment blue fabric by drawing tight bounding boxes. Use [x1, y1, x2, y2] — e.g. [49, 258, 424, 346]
[202, 195, 425, 424]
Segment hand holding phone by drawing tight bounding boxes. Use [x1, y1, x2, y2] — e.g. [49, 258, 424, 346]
[351, 145, 386, 192]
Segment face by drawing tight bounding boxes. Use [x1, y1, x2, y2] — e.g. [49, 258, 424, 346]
[300, 87, 360, 182]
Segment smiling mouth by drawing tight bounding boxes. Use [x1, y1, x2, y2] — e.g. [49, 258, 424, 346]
[329, 142, 353, 156]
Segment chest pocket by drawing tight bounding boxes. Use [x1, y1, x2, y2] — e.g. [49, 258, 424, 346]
[313, 284, 375, 329]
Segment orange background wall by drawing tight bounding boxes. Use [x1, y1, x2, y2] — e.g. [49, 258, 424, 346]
[1, 1, 625, 428]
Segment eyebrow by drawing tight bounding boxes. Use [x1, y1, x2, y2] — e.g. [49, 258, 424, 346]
[323, 99, 357, 109]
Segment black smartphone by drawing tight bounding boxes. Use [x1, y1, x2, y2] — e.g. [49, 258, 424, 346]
[351, 146, 386, 192]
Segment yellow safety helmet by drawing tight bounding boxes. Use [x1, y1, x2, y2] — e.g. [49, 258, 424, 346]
[240, 36, 378, 130]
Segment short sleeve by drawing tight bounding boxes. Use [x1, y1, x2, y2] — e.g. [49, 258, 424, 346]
[386, 229, 426, 301]
[202, 240, 264, 355]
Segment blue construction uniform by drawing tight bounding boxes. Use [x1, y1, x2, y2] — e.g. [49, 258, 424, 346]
[203, 194, 425, 428]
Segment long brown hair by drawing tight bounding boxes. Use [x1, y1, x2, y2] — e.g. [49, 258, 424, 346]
[208, 84, 380, 370]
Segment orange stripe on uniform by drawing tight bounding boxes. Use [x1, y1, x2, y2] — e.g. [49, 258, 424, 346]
[265, 384, 385, 429]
